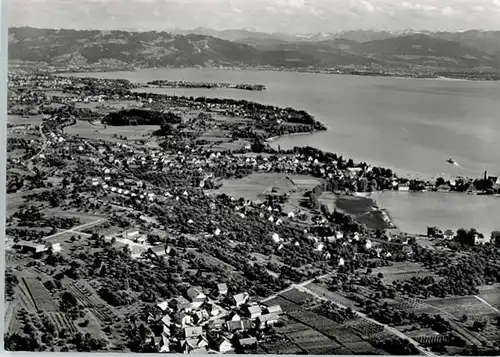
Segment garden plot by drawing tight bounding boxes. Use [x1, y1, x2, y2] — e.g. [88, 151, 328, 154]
[22, 277, 58, 311]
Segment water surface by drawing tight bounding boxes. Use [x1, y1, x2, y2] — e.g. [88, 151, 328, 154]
[370, 191, 500, 238]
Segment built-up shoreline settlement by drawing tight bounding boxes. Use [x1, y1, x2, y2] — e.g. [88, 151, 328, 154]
[6, 71, 500, 354]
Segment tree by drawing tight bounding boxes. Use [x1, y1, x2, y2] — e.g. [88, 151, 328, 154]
[43, 280, 55, 292]
[60, 292, 78, 312]
[491, 231, 500, 247]
[473, 320, 487, 332]
[308, 193, 319, 209]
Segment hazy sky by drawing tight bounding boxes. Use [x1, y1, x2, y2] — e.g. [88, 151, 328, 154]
[9, 0, 500, 33]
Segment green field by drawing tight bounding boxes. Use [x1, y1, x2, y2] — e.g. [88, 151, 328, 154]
[65, 120, 159, 142]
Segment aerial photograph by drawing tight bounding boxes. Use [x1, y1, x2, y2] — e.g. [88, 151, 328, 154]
[3, 0, 500, 354]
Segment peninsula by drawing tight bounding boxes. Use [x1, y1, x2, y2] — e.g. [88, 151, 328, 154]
[146, 80, 266, 91]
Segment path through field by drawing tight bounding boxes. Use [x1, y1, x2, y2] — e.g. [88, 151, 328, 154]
[42, 219, 107, 242]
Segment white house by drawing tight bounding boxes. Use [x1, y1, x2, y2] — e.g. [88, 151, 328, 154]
[51, 243, 62, 253]
[314, 242, 325, 252]
[266, 305, 283, 315]
[215, 337, 233, 353]
[247, 305, 262, 319]
[232, 293, 249, 307]
[258, 313, 279, 327]
[271, 233, 281, 244]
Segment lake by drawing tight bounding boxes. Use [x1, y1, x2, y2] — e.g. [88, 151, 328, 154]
[370, 191, 499, 238]
[63, 68, 500, 236]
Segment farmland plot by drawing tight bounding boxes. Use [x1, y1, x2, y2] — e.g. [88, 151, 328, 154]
[297, 340, 342, 355]
[263, 296, 303, 313]
[287, 329, 342, 354]
[64, 282, 121, 324]
[479, 289, 500, 309]
[16, 283, 37, 312]
[287, 329, 333, 343]
[261, 341, 303, 354]
[305, 283, 357, 308]
[391, 296, 439, 314]
[276, 322, 310, 334]
[382, 270, 436, 284]
[7, 305, 23, 335]
[22, 277, 58, 311]
[45, 312, 77, 334]
[279, 288, 315, 305]
[287, 310, 347, 340]
[343, 341, 378, 354]
[426, 296, 499, 319]
[325, 327, 364, 344]
[344, 317, 385, 338]
[366, 330, 396, 345]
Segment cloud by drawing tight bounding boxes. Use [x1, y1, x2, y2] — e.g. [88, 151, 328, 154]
[9, 0, 500, 33]
[441, 6, 458, 16]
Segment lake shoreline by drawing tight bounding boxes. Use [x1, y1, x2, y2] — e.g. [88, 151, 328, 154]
[57, 65, 500, 82]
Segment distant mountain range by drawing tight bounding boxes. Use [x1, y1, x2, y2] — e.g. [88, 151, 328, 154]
[8, 27, 500, 72]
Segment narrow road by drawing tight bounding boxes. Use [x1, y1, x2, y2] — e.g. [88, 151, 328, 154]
[42, 219, 106, 241]
[474, 295, 500, 314]
[26, 123, 46, 163]
[260, 272, 333, 303]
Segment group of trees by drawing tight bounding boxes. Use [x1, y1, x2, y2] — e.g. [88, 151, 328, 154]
[102, 109, 182, 127]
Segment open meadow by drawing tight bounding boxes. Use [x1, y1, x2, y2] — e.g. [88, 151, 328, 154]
[214, 172, 322, 203]
[8, 115, 43, 126]
[64, 120, 159, 142]
[371, 261, 438, 284]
